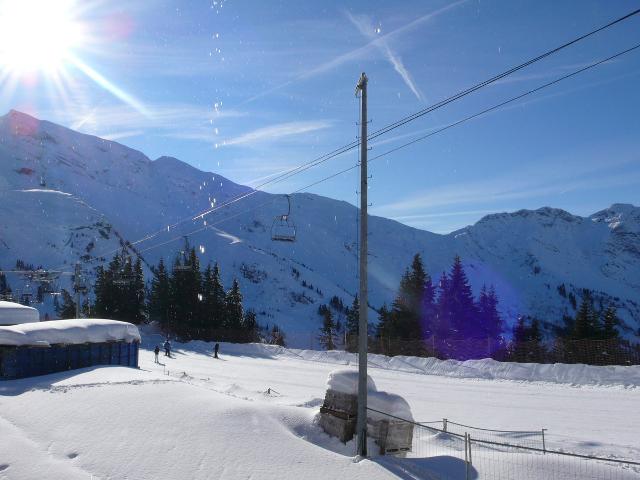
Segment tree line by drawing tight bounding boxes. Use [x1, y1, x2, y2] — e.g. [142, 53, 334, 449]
[315, 253, 636, 365]
[56, 241, 268, 343]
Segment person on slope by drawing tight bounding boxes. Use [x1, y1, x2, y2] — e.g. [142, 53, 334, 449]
[154, 345, 160, 363]
[214, 343, 219, 359]
[164, 339, 171, 357]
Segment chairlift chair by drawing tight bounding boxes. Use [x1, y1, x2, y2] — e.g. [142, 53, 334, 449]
[271, 195, 296, 242]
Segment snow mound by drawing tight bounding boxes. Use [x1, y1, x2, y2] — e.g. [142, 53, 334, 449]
[172, 340, 640, 388]
[0, 301, 39, 325]
[326, 369, 377, 394]
[0, 319, 141, 347]
[368, 390, 414, 422]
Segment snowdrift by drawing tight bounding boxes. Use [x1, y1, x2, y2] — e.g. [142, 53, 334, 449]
[164, 336, 640, 388]
[0, 319, 141, 347]
[326, 369, 377, 394]
[0, 301, 39, 325]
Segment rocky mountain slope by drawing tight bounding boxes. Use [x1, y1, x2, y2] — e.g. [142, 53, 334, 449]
[0, 110, 638, 342]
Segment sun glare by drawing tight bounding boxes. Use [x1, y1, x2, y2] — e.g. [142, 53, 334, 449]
[0, 0, 82, 75]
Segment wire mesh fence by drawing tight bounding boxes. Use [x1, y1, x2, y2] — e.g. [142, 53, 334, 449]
[368, 407, 640, 480]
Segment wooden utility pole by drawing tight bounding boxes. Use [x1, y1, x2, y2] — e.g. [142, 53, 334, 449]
[355, 72, 368, 457]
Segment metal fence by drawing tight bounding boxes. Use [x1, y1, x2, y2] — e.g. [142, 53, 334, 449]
[368, 407, 640, 480]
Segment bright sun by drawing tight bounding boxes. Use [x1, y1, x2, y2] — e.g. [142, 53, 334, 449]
[0, 0, 82, 75]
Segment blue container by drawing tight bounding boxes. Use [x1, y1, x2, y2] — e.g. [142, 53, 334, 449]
[0, 341, 139, 380]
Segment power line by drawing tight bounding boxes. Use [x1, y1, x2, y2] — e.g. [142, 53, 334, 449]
[56, 9, 640, 266]
[181, 8, 640, 226]
[364, 7, 640, 142]
[89, 42, 640, 261]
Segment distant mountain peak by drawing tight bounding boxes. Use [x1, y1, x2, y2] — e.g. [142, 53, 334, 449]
[475, 206, 581, 227]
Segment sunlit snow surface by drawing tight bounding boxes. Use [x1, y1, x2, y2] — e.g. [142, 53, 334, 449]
[0, 333, 639, 479]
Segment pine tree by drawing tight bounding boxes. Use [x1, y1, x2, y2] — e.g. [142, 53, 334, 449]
[318, 308, 336, 350]
[477, 285, 502, 341]
[56, 289, 76, 319]
[130, 257, 145, 324]
[224, 278, 243, 332]
[375, 303, 392, 338]
[434, 271, 451, 339]
[387, 253, 432, 343]
[148, 259, 171, 332]
[346, 295, 360, 336]
[0, 268, 12, 299]
[510, 316, 544, 362]
[169, 243, 202, 339]
[601, 306, 619, 340]
[270, 325, 286, 346]
[573, 291, 598, 339]
[447, 255, 477, 339]
[210, 263, 225, 330]
[242, 309, 259, 342]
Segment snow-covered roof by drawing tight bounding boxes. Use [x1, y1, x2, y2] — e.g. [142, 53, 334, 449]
[0, 301, 39, 325]
[0, 319, 141, 347]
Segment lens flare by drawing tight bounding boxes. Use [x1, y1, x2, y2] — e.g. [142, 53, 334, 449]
[0, 0, 83, 75]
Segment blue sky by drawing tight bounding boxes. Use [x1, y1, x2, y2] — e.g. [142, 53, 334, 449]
[2, 0, 639, 233]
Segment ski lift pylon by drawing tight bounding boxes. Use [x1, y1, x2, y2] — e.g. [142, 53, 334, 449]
[271, 194, 296, 242]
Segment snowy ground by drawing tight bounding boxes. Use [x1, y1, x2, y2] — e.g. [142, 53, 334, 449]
[1, 334, 639, 479]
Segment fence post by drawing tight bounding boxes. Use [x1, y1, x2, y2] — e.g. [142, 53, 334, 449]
[443, 418, 448, 432]
[464, 433, 470, 480]
[468, 433, 472, 465]
[542, 428, 546, 454]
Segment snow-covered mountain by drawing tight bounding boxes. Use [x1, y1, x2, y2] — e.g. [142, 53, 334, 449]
[0, 110, 638, 341]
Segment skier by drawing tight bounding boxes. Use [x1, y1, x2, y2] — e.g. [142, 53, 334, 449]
[164, 339, 171, 357]
[154, 345, 160, 363]
[214, 343, 219, 359]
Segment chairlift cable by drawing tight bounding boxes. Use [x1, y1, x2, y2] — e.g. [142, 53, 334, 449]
[47, 10, 640, 267]
[137, 41, 640, 253]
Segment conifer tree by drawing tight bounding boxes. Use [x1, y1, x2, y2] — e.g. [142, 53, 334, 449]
[149, 258, 171, 331]
[388, 254, 432, 343]
[210, 263, 225, 329]
[0, 268, 12, 299]
[510, 316, 544, 362]
[270, 325, 286, 346]
[318, 308, 336, 350]
[169, 242, 202, 339]
[447, 255, 477, 339]
[573, 291, 598, 339]
[224, 278, 243, 332]
[375, 303, 392, 339]
[129, 257, 145, 324]
[242, 309, 259, 342]
[477, 285, 502, 340]
[601, 306, 619, 340]
[346, 295, 360, 336]
[56, 289, 77, 319]
[434, 271, 452, 339]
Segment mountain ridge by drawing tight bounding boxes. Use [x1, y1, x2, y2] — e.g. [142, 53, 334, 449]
[1, 110, 638, 343]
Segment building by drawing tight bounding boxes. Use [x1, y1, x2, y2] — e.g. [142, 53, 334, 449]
[0, 318, 141, 380]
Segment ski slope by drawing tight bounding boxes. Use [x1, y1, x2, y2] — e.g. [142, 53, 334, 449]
[0, 335, 639, 479]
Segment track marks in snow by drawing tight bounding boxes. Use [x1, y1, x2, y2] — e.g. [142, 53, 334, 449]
[45, 378, 179, 394]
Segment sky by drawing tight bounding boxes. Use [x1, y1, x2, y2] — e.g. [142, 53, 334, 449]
[1, 0, 639, 233]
